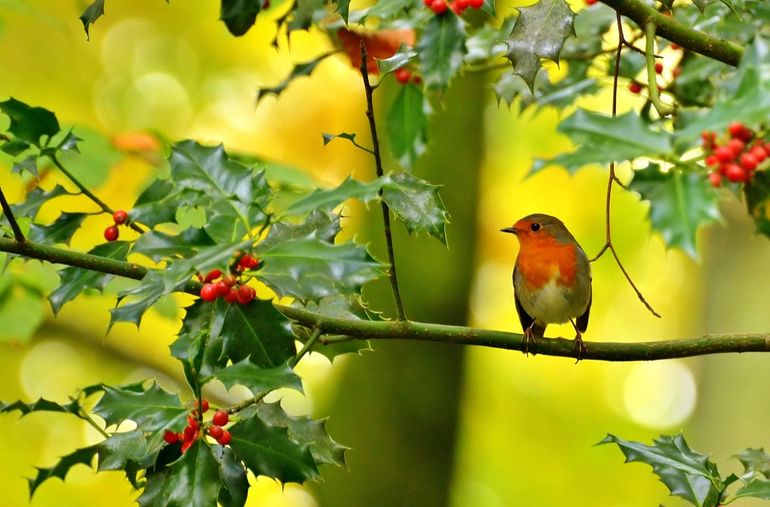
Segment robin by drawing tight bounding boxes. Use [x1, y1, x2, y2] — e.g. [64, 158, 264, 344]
[501, 214, 592, 358]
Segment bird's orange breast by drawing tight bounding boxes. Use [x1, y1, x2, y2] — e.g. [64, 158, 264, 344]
[515, 236, 578, 290]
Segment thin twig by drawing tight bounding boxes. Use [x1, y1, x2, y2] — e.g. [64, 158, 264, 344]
[225, 391, 268, 415]
[644, 21, 675, 117]
[0, 185, 26, 242]
[359, 41, 407, 321]
[591, 13, 661, 319]
[48, 154, 146, 234]
[290, 327, 322, 367]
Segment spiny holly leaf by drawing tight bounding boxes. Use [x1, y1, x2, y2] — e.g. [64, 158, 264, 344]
[138, 440, 220, 507]
[1, 138, 30, 156]
[0, 98, 60, 147]
[417, 12, 466, 91]
[171, 299, 230, 377]
[220, 0, 260, 36]
[9, 185, 71, 221]
[630, 164, 721, 259]
[93, 382, 187, 433]
[376, 43, 418, 75]
[132, 228, 216, 263]
[257, 53, 334, 103]
[27, 212, 87, 246]
[506, 0, 576, 91]
[734, 479, 770, 500]
[229, 414, 320, 484]
[287, 176, 384, 215]
[79, 0, 105, 39]
[214, 446, 248, 507]
[256, 236, 383, 301]
[49, 240, 131, 314]
[28, 446, 98, 497]
[735, 448, 770, 478]
[0, 397, 80, 417]
[130, 179, 181, 227]
[255, 401, 347, 467]
[287, 0, 326, 32]
[321, 132, 361, 149]
[387, 83, 427, 169]
[96, 429, 147, 472]
[260, 210, 340, 251]
[206, 360, 302, 394]
[535, 110, 672, 173]
[335, 0, 351, 23]
[600, 434, 723, 507]
[383, 172, 449, 244]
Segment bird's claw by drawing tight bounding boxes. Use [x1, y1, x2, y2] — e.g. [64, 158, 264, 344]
[523, 327, 537, 356]
[572, 332, 587, 363]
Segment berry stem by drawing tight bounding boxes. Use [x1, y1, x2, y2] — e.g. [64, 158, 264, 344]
[290, 327, 322, 368]
[644, 22, 675, 117]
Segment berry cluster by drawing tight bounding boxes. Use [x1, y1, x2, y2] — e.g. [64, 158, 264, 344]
[103, 210, 128, 242]
[702, 122, 768, 186]
[197, 253, 261, 305]
[424, 0, 483, 16]
[163, 399, 231, 453]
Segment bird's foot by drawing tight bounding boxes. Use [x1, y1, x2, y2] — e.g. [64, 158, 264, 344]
[523, 327, 537, 356]
[572, 332, 587, 363]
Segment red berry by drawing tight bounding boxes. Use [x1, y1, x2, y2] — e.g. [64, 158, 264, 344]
[705, 155, 718, 167]
[468, 0, 483, 8]
[628, 81, 643, 94]
[208, 425, 224, 439]
[430, 0, 447, 14]
[104, 225, 119, 242]
[750, 145, 767, 162]
[655, 62, 663, 74]
[217, 430, 232, 446]
[163, 430, 179, 444]
[112, 210, 128, 225]
[585, 0, 597, 4]
[740, 153, 759, 171]
[727, 138, 745, 157]
[222, 275, 237, 287]
[214, 281, 230, 297]
[728, 121, 747, 139]
[187, 415, 199, 431]
[708, 172, 722, 188]
[236, 285, 255, 305]
[423, 0, 432, 6]
[394, 68, 411, 84]
[262, 0, 270, 8]
[224, 288, 238, 303]
[713, 146, 734, 163]
[450, 1, 465, 14]
[195, 399, 210, 413]
[724, 163, 747, 183]
[183, 425, 197, 442]
[238, 254, 260, 270]
[181, 440, 194, 453]
[670, 43, 680, 50]
[212, 410, 229, 426]
[200, 283, 218, 302]
[203, 269, 223, 283]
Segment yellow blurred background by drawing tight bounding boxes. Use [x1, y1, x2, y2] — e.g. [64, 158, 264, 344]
[0, 1, 768, 506]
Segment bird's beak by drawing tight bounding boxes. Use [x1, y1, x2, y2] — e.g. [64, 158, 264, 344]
[500, 226, 517, 235]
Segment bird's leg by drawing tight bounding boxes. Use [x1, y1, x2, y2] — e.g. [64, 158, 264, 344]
[523, 323, 537, 356]
[569, 319, 587, 363]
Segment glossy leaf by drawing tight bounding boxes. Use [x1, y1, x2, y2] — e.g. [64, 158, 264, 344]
[28, 212, 87, 246]
[0, 98, 59, 147]
[417, 13, 466, 91]
[220, 0, 260, 36]
[229, 414, 319, 484]
[214, 446, 248, 507]
[735, 447, 770, 478]
[506, 0, 575, 90]
[260, 210, 340, 251]
[28, 446, 97, 497]
[287, 176, 383, 215]
[0, 397, 80, 417]
[387, 83, 427, 169]
[79, 0, 105, 39]
[206, 360, 302, 394]
[376, 43, 418, 75]
[130, 179, 181, 227]
[9, 185, 71, 221]
[96, 430, 147, 472]
[733, 479, 770, 500]
[600, 434, 723, 507]
[383, 172, 448, 244]
[93, 382, 187, 433]
[133, 228, 216, 263]
[630, 165, 721, 259]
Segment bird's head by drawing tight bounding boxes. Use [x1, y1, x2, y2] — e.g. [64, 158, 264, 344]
[500, 214, 576, 247]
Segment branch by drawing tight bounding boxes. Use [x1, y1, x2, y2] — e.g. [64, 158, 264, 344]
[601, 0, 743, 67]
[358, 41, 407, 321]
[0, 185, 25, 242]
[0, 237, 767, 361]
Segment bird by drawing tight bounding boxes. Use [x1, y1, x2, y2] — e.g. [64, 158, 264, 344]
[501, 214, 592, 359]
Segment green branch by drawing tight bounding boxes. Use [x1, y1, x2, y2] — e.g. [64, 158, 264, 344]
[602, 0, 743, 67]
[1, 237, 768, 361]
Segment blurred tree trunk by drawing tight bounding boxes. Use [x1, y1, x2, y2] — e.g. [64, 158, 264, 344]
[311, 72, 486, 507]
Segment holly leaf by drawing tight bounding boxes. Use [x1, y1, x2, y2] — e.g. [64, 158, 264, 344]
[132, 228, 216, 263]
[96, 429, 147, 472]
[286, 176, 384, 215]
[599, 434, 723, 507]
[376, 43, 418, 75]
[218, 299, 297, 368]
[255, 400, 348, 467]
[382, 172, 449, 244]
[138, 440, 220, 507]
[79, 0, 105, 39]
[49, 240, 131, 314]
[256, 236, 383, 301]
[130, 179, 181, 227]
[207, 360, 302, 394]
[506, 0, 576, 91]
[0, 98, 60, 147]
[28, 212, 87, 246]
[28, 446, 98, 497]
[220, 0, 261, 36]
[535, 110, 672, 173]
[630, 164, 721, 259]
[229, 414, 319, 484]
[387, 83, 427, 169]
[735, 448, 770, 478]
[257, 53, 334, 102]
[260, 210, 340, 252]
[417, 12, 466, 91]
[214, 447, 248, 507]
[733, 479, 770, 500]
[4, 185, 70, 227]
[93, 382, 187, 433]
[0, 397, 80, 417]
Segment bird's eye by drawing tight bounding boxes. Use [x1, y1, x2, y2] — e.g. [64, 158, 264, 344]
[530, 223, 541, 232]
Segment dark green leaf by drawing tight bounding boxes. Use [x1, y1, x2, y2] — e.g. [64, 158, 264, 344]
[93, 381, 187, 433]
[734, 479, 770, 500]
[28, 212, 87, 245]
[600, 434, 722, 507]
[49, 240, 131, 314]
[172, 299, 230, 377]
[133, 228, 216, 263]
[321, 132, 361, 148]
[387, 84, 427, 169]
[138, 440, 220, 507]
[506, 0, 575, 90]
[0, 98, 59, 147]
[287, 0, 326, 32]
[287, 176, 383, 215]
[0, 397, 80, 417]
[79, 0, 105, 39]
[96, 430, 147, 471]
[417, 13, 466, 91]
[335, 0, 351, 23]
[256, 236, 383, 300]
[1, 138, 30, 156]
[220, 0, 261, 36]
[214, 447, 248, 507]
[7, 185, 70, 223]
[28, 446, 97, 497]
[131, 179, 181, 227]
[735, 448, 770, 478]
[382, 172, 449, 244]
[256, 400, 347, 467]
[207, 360, 302, 394]
[11, 154, 38, 176]
[630, 164, 721, 259]
[257, 53, 334, 102]
[229, 414, 319, 483]
[260, 210, 340, 251]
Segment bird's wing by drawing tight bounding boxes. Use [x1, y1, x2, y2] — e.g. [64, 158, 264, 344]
[576, 285, 591, 333]
[513, 266, 544, 335]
